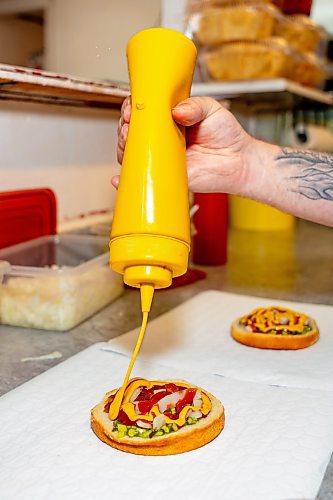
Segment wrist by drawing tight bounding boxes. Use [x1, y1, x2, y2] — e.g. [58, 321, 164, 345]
[241, 138, 281, 202]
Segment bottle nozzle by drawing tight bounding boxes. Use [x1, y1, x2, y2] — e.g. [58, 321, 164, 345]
[140, 284, 155, 313]
[124, 265, 172, 290]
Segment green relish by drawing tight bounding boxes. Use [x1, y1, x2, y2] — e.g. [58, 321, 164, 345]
[113, 417, 198, 439]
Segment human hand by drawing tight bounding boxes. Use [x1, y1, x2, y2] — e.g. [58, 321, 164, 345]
[115, 95, 333, 228]
[115, 96, 255, 195]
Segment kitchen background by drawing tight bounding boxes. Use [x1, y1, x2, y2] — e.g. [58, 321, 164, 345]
[1, 4, 333, 497]
[0, 0, 331, 228]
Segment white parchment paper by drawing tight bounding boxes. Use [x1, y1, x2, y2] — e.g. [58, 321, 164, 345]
[1, 344, 333, 500]
[105, 291, 333, 390]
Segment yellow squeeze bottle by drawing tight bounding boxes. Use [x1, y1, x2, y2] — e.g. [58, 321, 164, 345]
[110, 28, 197, 305]
[108, 29, 196, 419]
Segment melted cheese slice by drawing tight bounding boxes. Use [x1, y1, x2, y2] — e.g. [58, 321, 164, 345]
[115, 378, 212, 427]
[240, 306, 309, 333]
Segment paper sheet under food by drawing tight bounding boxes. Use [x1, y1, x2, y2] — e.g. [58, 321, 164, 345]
[1, 344, 333, 500]
[104, 291, 333, 391]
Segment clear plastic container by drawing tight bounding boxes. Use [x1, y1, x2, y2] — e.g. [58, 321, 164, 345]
[201, 38, 295, 81]
[274, 14, 324, 53]
[0, 235, 123, 331]
[190, 2, 279, 47]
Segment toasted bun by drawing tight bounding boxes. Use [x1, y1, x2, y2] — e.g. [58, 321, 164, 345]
[91, 380, 225, 455]
[231, 317, 319, 350]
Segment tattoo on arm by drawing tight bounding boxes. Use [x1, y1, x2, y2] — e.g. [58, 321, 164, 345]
[275, 148, 333, 202]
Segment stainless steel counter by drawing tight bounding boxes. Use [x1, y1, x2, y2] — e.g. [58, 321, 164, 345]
[1, 219, 333, 498]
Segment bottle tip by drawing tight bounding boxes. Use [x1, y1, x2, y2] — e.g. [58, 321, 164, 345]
[140, 284, 155, 313]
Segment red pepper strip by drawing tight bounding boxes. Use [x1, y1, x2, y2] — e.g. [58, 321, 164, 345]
[117, 409, 136, 426]
[163, 412, 180, 421]
[135, 384, 186, 402]
[135, 386, 164, 401]
[103, 394, 115, 413]
[117, 410, 152, 427]
[165, 383, 186, 393]
[176, 388, 198, 414]
[136, 391, 169, 414]
[104, 384, 191, 422]
[103, 396, 152, 426]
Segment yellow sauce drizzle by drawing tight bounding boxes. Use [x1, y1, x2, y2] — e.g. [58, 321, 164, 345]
[240, 306, 308, 333]
[108, 312, 149, 420]
[120, 391, 211, 426]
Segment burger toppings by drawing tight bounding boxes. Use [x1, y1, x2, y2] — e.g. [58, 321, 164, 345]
[103, 379, 211, 439]
[240, 306, 312, 335]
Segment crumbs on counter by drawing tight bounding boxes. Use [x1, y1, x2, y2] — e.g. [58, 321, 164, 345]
[21, 351, 63, 362]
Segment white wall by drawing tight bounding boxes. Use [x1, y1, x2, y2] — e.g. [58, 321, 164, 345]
[160, 0, 187, 32]
[45, 0, 161, 82]
[0, 0, 163, 225]
[312, 0, 333, 33]
[0, 100, 120, 222]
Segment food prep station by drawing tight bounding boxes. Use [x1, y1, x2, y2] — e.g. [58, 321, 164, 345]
[0, 1, 333, 496]
[1, 219, 333, 498]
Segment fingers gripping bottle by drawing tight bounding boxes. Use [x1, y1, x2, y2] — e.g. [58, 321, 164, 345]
[110, 28, 197, 314]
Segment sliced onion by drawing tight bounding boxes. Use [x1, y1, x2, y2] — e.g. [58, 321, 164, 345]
[186, 408, 192, 418]
[129, 387, 142, 403]
[193, 398, 203, 408]
[189, 410, 202, 419]
[110, 420, 114, 431]
[153, 389, 165, 395]
[158, 390, 186, 413]
[193, 390, 202, 408]
[134, 402, 142, 415]
[280, 316, 290, 325]
[153, 414, 166, 430]
[136, 420, 152, 429]
[194, 390, 201, 400]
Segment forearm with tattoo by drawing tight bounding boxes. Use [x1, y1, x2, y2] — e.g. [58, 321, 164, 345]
[275, 148, 333, 202]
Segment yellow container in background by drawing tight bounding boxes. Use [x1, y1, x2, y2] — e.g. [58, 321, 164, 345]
[229, 195, 295, 231]
[227, 226, 296, 292]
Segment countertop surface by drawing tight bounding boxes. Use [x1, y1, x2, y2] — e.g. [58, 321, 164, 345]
[1, 219, 333, 499]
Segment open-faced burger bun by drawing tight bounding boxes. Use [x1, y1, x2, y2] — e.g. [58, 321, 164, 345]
[231, 309, 319, 350]
[91, 380, 225, 456]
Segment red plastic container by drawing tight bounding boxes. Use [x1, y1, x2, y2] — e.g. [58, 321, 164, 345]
[192, 193, 228, 265]
[281, 0, 312, 15]
[0, 188, 57, 249]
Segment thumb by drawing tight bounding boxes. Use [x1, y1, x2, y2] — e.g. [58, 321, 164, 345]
[172, 96, 221, 126]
